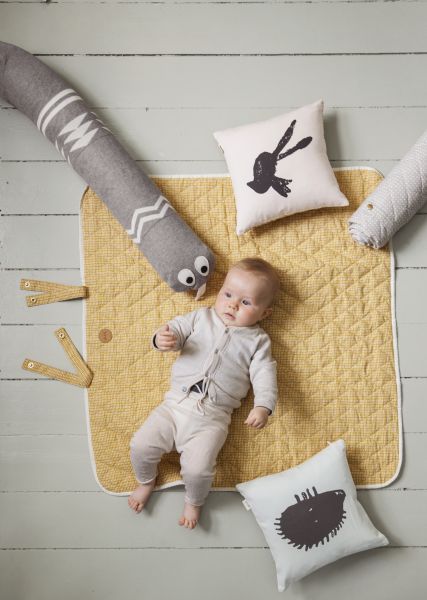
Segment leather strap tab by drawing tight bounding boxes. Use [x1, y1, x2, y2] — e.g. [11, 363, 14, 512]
[20, 279, 88, 307]
[22, 328, 93, 388]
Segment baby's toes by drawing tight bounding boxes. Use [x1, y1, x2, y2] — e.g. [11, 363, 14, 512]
[128, 497, 141, 512]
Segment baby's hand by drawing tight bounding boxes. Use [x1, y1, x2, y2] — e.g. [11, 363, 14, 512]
[155, 324, 178, 351]
[244, 406, 270, 429]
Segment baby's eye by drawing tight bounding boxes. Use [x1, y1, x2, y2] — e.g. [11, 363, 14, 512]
[242, 299, 251, 306]
[225, 292, 231, 298]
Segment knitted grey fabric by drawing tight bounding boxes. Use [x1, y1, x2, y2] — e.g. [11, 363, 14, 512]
[0, 41, 214, 294]
[348, 129, 427, 249]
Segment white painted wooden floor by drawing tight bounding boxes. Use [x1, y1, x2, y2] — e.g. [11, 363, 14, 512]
[1, 2, 427, 599]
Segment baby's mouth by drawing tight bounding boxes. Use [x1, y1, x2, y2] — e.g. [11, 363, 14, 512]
[224, 312, 235, 319]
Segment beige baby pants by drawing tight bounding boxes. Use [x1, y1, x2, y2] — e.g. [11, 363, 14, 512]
[129, 390, 232, 506]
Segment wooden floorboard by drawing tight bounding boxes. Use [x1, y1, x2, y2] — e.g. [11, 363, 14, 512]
[2, 54, 426, 110]
[0, 548, 426, 600]
[1, 1, 427, 597]
[3, 108, 427, 162]
[1, 3, 427, 54]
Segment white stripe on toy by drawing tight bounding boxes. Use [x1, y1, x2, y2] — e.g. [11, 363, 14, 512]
[36, 88, 75, 130]
[41, 94, 82, 135]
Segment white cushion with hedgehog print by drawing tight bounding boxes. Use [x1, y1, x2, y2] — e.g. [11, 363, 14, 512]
[235, 439, 388, 592]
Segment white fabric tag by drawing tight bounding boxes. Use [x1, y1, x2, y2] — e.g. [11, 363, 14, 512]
[242, 499, 251, 511]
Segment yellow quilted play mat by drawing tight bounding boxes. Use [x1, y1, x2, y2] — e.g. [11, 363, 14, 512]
[80, 168, 402, 494]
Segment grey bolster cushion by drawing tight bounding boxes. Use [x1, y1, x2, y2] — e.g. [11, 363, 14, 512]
[0, 41, 215, 294]
[348, 129, 427, 249]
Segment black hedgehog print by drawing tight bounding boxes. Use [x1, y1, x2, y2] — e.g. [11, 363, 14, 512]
[247, 119, 312, 198]
[274, 487, 346, 551]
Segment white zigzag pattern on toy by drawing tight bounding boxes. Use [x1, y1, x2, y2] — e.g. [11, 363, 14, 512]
[127, 196, 172, 244]
[126, 196, 168, 234]
[56, 112, 100, 154]
[38, 90, 109, 155]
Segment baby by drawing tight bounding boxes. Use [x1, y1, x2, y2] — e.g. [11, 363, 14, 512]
[128, 257, 279, 528]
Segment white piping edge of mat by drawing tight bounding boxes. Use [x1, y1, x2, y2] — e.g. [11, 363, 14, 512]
[78, 166, 403, 496]
[359, 232, 403, 490]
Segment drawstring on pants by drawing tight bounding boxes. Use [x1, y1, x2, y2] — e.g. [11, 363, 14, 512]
[195, 375, 209, 415]
[196, 397, 205, 415]
[176, 374, 217, 415]
[194, 375, 216, 415]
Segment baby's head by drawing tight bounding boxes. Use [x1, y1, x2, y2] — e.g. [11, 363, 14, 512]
[214, 257, 280, 327]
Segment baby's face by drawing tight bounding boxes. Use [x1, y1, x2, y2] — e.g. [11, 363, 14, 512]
[214, 268, 273, 327]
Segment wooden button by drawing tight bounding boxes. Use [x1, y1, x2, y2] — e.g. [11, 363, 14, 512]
[99, 328, 113, 343]
[367, 203, 373, 210]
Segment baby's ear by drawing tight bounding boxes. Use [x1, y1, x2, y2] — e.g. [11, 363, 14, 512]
[261, 307, 273, 320]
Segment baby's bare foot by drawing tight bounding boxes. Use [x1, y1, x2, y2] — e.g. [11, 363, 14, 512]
[178, 501, 201, 529]
[128, 479, 156, 513]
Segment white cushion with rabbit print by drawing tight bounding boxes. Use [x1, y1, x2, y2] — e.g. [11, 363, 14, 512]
[213, 100, 348, 234]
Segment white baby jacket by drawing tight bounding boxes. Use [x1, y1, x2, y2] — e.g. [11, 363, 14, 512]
[151, 306, 278, 415]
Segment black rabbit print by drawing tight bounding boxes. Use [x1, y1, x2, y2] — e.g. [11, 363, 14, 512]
[247, 119, 312, 198]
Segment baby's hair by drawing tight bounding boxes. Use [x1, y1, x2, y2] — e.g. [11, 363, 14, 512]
[231, 257, 281, 306]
